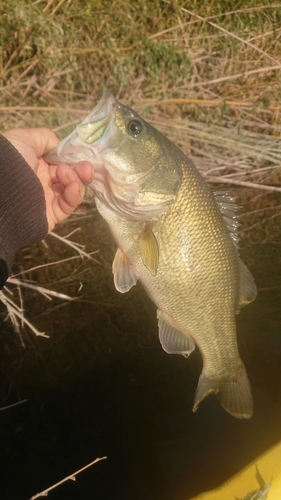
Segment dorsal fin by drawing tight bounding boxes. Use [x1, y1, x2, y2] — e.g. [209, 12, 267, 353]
[213, 190, 240, 247]
[213, 190, 257, 311]
[237, 257, 257, 312]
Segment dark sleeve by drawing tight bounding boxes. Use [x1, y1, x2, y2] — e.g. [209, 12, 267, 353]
[0, 134, 48, 289]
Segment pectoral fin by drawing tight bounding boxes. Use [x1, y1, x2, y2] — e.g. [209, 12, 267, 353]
[157, 310, 195, 357]
[112, 248, 138, 293]
[140, 224, 159, 276]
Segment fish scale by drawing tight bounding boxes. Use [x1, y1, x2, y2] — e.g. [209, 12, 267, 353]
[96, 165, 247, 411]
[44, 91, 257, 419]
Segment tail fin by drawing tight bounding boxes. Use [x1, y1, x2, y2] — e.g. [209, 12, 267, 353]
[192, 362, 253, 419]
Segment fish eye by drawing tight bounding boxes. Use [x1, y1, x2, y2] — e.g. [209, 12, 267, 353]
[127, 119, 143, 136]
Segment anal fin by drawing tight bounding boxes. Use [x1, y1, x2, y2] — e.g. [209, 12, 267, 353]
[157, 310, 195, 358]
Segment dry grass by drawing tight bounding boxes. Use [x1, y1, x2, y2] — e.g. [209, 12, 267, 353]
[1, 1, 281, 337]
[0, 3, 280, 113]
[30, 455, 107, 500]
[1, 1, 281, 183]
[2, 222, 99, 315]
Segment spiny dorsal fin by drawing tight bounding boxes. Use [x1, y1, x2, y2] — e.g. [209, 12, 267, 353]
[112, 248, 138, 293]
[213, 190, 240, 247]
[140, 224, 159, 276]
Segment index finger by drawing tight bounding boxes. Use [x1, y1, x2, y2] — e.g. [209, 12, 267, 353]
[3, 127, 59, 158]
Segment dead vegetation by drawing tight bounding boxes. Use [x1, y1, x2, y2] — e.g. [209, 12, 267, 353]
[1, 0, 281, 337]
[1, 1, 281, 177]
[1, 1, 281, 185]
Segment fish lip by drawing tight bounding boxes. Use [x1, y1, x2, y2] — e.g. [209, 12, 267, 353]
[79, 91, 117, 126]
[43, 91, 118, 165]
[89, 90, 116, 118]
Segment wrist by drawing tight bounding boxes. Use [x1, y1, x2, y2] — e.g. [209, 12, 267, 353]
[0, 134, 48, 277]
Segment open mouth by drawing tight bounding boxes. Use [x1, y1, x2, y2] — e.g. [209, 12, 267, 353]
[43, 91, 118, 165]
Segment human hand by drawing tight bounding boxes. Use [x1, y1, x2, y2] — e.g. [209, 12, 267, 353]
[2, 127, 94, 232]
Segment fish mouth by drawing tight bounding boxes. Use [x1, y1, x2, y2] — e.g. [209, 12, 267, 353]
[43, 91, 118, 166]
[76, 114, 111, 144]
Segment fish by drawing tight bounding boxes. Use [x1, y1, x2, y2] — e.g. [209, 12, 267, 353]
[45, 91, 257, 419]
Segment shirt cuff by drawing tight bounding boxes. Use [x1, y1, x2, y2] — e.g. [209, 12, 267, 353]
[0, 134, 48, 283]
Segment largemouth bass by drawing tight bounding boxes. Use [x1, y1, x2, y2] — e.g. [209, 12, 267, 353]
[45, 91, 257, 419]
